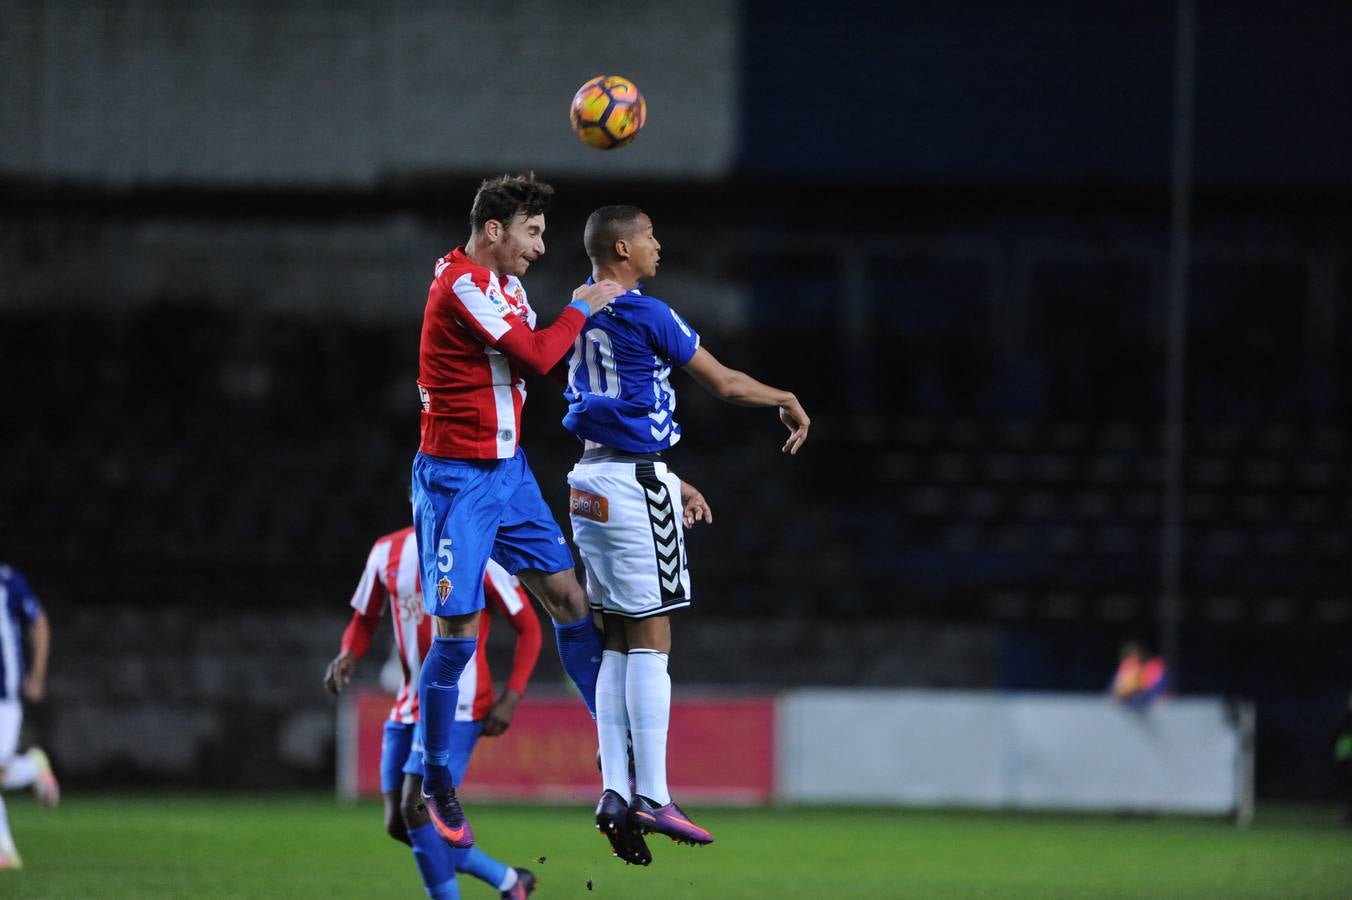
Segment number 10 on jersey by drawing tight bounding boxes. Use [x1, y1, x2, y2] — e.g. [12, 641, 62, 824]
[568, 328, 621, 399]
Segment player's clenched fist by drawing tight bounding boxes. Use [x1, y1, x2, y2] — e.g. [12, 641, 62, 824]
[324, 652, 355, 695]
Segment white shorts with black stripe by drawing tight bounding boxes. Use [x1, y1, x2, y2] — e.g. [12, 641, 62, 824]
[567, 459, 692, 619]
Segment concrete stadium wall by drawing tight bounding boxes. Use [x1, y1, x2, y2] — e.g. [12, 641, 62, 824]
[778, 689, 1252, 816]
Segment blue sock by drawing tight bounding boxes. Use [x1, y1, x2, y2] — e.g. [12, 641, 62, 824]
[408, 824, 461, 899]
[419, 635, 477, 794]
[452, 846, 509, 890]
[554, 616, 604, 718]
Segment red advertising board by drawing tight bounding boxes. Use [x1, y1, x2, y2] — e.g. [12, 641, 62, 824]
[339, 691, 775, 804]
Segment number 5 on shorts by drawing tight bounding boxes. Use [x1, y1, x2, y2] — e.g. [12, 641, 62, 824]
[437, 538, 454, 572]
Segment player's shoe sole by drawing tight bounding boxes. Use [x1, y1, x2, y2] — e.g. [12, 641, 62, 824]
[501, 866, 536, 898]
[630, 795, 715, 846]
[595, 789, 652, 866]
[422, 787, 475, 848]
[28, 747, 59, 808]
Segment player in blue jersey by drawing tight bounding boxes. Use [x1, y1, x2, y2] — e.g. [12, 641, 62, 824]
[563, 206, 809, 863]
[0, 564, 59, 871]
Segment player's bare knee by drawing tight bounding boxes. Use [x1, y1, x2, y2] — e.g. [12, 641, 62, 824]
[385, 813, 410, 844]
[400, 780, 431, 830]
[625, 614, 671, 653]
[519, 569, 589, 623]
[384, 795, 412, 844]
[400, 799, 430, 831]
[551, 586, 589, 622]
[602, 613, 629, 652]
[434, 610, 479, 639]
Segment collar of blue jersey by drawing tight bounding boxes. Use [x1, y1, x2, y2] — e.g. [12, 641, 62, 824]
[585, 276, 643, 294]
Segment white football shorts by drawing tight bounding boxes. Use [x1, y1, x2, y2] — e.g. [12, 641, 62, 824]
[0, 699, 20, 766]
[567, 459, 692, 619]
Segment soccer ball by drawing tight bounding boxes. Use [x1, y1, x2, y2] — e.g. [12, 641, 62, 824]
[569, 75, 646, 150]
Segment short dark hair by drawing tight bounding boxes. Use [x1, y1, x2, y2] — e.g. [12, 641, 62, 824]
[470, 173, 554, 233]
[584, 205, 645, 263]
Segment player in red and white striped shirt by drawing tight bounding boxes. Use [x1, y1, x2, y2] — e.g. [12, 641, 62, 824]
[411, 173, 624, 849]
[325, 527, 542, 900]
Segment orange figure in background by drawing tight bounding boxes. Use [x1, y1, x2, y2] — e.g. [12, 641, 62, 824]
[1111, 640, 1170, 708]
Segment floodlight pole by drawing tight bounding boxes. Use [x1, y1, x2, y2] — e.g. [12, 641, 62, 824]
[1161, 0, 1196, 687]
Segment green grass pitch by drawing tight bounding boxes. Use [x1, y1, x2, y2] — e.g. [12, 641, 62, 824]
[2, 793, 1349, 898]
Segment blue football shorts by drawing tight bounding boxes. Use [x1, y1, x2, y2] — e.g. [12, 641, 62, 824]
[412, 447, 575, 618]
[394, 718, 485, 787]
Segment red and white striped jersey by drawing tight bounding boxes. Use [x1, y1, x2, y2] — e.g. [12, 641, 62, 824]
[345, 526, 542, 723]
[417, 247, 588, 459]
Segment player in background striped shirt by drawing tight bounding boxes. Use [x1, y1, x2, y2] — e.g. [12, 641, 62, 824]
[0, 564, 59, 872]
[325, 530, 541, 900]
[412, 173, 624, 847]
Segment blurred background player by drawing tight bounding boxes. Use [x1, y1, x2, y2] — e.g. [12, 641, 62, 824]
[411, 172, 625, 847]
[1110, 639, 1171, 708]
[563, 205, 810, 860]
[324, 529, 541, 900]
[0, 563, 59, 871]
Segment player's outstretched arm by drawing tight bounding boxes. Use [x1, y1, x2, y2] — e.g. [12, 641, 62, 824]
[682, 346, 811, 454]
[679, 480, 713, 527]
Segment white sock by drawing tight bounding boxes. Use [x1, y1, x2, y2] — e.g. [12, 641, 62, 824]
[496, 867, 518, 892]
[626, 649, 671, 806]
[596, 650, 631, 797]
[0, 795, 10, 846]
[1, 754, 36, 790]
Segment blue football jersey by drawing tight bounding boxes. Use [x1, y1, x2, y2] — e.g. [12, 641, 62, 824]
[0, 564, 42, 701]
[562, 286, 701, 453]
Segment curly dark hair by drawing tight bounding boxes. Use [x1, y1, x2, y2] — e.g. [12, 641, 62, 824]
[469, 172, 555, 233]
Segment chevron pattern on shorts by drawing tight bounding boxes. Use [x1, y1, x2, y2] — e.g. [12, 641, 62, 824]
[635, 462, 685, 602]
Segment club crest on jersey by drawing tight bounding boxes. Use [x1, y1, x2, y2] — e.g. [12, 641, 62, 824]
[436, 576, 453, 601]
[569, 488, 609, 522]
